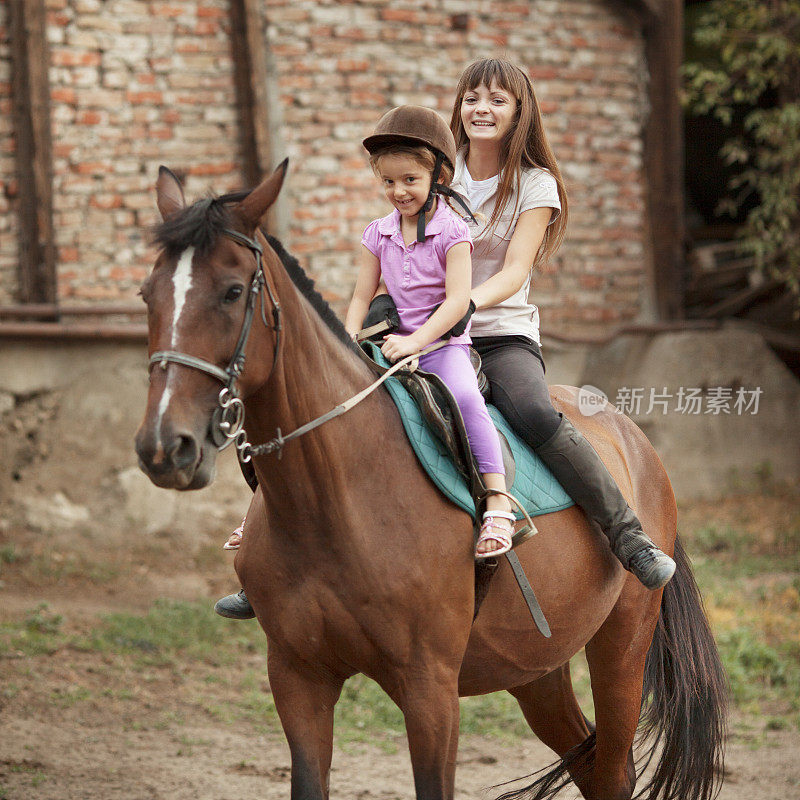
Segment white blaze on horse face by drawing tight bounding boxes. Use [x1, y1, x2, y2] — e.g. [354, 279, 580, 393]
[170, 246, 195, 349]
[155, 247, 196, 449]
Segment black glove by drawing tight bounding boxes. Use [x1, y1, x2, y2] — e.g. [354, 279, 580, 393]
[428, 300, 476, 338]
[362, 294, 400, 340]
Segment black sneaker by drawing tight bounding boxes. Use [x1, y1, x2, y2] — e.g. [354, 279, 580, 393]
[627, 546, 676, 590]
[214, 589, 255, 619]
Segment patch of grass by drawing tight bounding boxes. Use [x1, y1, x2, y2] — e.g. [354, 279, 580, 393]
[331, 675, 404, 750]
[0, 543, 21, 564]
[23, 551, 120, 585]
[331, 674, 542, 747]
[691, 524, 751, 556]
[25, 603, 63, 635]
[717, 628, 797, 705]
[1, 683, 19, 701]
[680, 504, 800, 729]
[0, 603, 66, 657]
[72, 600, 265, 667]
[49, 685, 93, 708]
[4, 761, 48, 789]
[235, 689, 281, 727]
[460, 693, 531, 739]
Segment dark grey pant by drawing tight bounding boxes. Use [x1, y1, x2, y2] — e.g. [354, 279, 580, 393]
[472, 335, 561, 449]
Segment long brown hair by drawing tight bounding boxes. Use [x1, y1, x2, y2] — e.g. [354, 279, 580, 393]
[450, 58, 568, 269]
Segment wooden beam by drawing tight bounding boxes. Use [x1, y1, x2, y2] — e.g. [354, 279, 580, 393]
[229, 0, 272, 185]
[9, 0, 57, 304]
[228, 0, 289, 239]
[641, 0, 685, 320]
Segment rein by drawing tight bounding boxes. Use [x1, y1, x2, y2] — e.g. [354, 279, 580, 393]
[248, 340, 446, 459]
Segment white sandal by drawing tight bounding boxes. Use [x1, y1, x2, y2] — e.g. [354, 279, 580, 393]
[475, 511, 515, 560]
[223, 517, 246, 550]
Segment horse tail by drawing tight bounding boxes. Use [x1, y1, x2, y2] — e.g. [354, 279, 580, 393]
[636, 535, 728, 799]
[494, 536, 728, 800]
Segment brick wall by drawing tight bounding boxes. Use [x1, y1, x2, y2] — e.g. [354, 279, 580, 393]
[0, 0, 652, 335]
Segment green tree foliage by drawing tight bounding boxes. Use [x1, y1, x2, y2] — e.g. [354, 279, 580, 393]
[683, 0, 800, 296]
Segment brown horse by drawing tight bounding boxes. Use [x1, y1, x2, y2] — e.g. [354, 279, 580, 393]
[135, 163, 726, 800]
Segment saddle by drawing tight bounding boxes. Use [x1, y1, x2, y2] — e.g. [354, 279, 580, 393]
[356, 341, 572, 525]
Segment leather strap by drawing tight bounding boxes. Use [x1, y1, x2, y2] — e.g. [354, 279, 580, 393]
[250, 340, 447, 457]
[149, 350, 230, 384]
[505, 550, 552, 638]
[355, 318, 393, 342]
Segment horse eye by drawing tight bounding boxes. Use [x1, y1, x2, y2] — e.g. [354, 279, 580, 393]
[223, 285, 244, 304]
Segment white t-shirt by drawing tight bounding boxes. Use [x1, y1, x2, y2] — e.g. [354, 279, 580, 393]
[460, 167, 498, 214]
[452, 150, 561, 345]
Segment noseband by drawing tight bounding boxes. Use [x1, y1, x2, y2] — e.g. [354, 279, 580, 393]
[148, 229, 282, 460]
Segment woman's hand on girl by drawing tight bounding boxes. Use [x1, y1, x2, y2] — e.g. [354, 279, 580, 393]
[381, 333, 424, 362]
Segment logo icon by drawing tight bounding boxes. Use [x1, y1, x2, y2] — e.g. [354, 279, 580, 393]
[578, 385, 609, 417]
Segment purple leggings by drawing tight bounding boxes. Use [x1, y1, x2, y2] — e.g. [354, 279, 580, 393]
[418, 344, 505, 475]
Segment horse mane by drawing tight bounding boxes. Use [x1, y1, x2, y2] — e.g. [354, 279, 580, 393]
[263, 232, 355, 348]
[150, 192, 354, 349]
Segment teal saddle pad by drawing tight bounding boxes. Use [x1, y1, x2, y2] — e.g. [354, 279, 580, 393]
[366, 345, 574, 521]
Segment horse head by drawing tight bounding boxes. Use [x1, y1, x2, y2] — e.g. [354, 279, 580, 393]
[134, 161, 287, 489]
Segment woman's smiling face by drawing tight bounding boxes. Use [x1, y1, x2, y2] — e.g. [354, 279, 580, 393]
[460, 80, 518, 144]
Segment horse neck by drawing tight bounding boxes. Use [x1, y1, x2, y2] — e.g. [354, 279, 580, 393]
[243, 260, 382, 520]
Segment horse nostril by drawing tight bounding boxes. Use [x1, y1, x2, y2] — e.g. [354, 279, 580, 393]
[169, 434, 199, 471]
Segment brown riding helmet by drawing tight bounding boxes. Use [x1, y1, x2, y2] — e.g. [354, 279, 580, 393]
[362, 105, 457, 168]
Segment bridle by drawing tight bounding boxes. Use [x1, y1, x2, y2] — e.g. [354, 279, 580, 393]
[148, 228, 282, 462]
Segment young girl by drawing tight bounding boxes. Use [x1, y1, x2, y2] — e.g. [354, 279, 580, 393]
[344, 105, 516, 560]
[449, 58, 675, 587]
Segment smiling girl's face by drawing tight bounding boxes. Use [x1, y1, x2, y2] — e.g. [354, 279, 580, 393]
[376, 153, 433, 218]
[460, 79, 518, 145]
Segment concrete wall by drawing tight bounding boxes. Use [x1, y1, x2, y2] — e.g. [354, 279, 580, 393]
[2, 324, 797, 547]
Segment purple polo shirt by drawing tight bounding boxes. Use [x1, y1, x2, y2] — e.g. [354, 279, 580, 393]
[361, 201, 474, 345]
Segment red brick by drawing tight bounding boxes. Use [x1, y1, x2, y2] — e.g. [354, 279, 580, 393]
[152, 5, 185, 18]
[187, 162, 238, 176]
[51, 87, 77, 103]
[51, 50, 102, 67]
[90, 194, 123, 209]
[77, 110, 102, 125]
[336, 59, 370, 72]
[380, 9, 418, 22]
[75, 162, 109, 175]
[193, 22, 218, 35]
[197, 5, 225, 17]
[126, 91, 163, 104]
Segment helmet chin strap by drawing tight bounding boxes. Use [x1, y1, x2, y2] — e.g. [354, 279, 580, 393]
[416, 151, 478, 242]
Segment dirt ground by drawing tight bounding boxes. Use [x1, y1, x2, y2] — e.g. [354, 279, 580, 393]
[0, 537, 798, 800]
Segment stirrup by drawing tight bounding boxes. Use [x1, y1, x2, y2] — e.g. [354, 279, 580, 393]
[481, 488, 538, 548]
[475, 512, 515, 560]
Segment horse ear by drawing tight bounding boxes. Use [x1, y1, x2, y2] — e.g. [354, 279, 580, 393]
[235, 159, 289, 230]
[156, 166, 186, 220]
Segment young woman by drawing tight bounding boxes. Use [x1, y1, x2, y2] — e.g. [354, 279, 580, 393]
[448, 57, 674, 588]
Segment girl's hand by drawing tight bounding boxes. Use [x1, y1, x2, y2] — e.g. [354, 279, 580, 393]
[381, 334, 424, 363]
